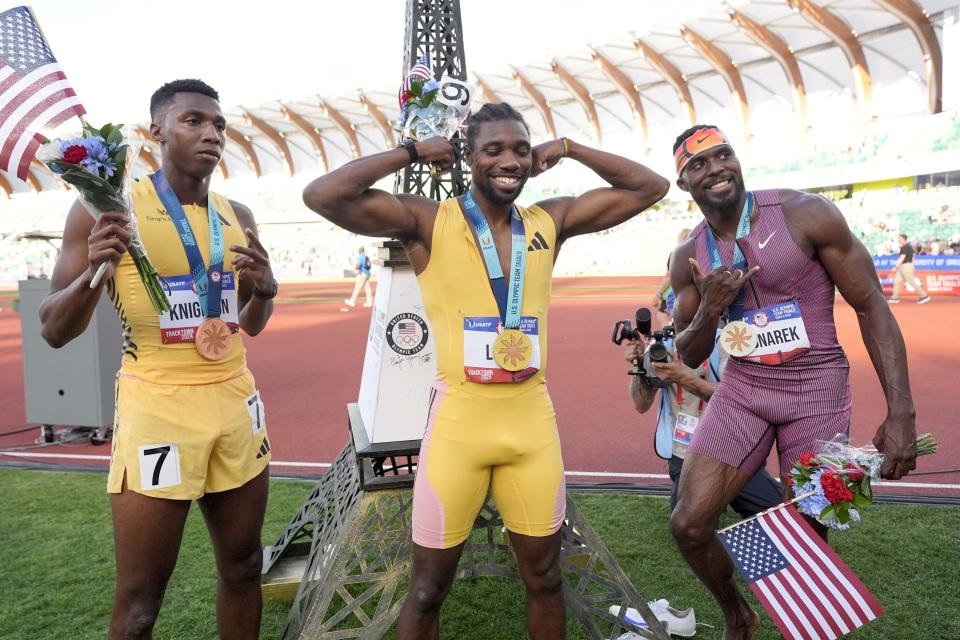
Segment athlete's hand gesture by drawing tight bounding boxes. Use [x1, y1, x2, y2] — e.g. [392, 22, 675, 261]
[414, 137, 456, 173]
[689, 259, 760, 317]
[231, 228, 274, 295]
[530, 139, 566, 177]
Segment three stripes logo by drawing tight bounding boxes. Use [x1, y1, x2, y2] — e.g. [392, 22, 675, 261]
[256, 437, 271, 460]
[527, 231, 550, 252]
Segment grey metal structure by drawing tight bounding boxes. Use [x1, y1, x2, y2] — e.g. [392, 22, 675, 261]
[18, 278, 120, 434]
[394, 0, 470, 200]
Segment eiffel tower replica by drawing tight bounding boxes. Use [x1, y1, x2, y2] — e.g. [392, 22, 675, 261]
[261, 1, 668, 637]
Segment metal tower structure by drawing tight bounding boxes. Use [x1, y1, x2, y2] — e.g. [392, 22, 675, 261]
[395, 0, 470, 199]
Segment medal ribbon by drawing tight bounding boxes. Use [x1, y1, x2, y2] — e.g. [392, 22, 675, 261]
[463, 192, 526, 328]
[151, 171, 224, 319]
[704, 191, 753, 321]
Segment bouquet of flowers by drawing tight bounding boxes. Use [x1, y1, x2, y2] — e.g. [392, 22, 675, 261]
[398, 52, 475, 177]
[789, 433, 938, 530]
[38, 123, 170, 313]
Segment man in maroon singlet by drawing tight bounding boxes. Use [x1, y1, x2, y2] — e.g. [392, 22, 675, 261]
[666, 125, 919, 639]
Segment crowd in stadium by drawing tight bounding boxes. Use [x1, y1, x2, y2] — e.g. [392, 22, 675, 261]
[3, 185, 959, 284]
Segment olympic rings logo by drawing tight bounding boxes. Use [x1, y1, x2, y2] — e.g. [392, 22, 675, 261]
[393, 333, 421, 347]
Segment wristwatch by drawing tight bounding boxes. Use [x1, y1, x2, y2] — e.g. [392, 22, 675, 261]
[253, 279, 278, 300]
[398, 139, 419, 164]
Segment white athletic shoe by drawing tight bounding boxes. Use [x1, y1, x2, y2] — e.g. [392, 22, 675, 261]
[918, 296, 931, 304]
[610, 600, 697, 637]
[886, 298, 900, 304]
[343, 298, 356, 307]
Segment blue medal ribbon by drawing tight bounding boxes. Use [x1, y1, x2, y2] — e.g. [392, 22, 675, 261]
[462, 192, 526, 328]
[704, 191, 753, 321]
[151, 171, 224, 318]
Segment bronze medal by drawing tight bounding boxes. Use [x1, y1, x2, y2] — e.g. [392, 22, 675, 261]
[493, 328, 533, 372]
[195, 317, 232, 361]
[720, 320, 757, 357]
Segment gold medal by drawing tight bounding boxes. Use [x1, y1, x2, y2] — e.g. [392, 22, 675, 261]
[493, 328, 533, 372]
[195, 317, 232, 361]
[720, 320, 757, 357]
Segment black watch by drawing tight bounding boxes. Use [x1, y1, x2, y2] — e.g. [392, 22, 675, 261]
[398, 139, 419, 164]
[253, 279, 278, 300]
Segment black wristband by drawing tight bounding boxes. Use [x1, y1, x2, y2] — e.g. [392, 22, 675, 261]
[253, 279, 278, 300]
[399, 139, 419, 164]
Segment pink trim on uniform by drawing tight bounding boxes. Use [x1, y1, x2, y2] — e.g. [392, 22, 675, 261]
[551, 473, 567, 533]
[688, 189, 852, 475]
[411, 382, 448, 548]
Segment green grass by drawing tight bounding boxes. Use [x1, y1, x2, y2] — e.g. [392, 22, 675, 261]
[1, 469, 958, 639]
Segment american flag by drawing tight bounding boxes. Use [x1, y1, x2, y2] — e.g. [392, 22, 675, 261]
[397, 322, 417, 335]
[0, 6, 85, 181]
[401, 52, 432, 93]
[719, 505, 884, 640]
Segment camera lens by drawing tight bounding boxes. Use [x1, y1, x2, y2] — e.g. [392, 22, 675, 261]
[648, 342, 669, 362]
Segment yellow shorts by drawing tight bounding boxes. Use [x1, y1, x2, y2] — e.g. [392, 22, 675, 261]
[411, 381, 566, 549]
[107, 370, 271, 499]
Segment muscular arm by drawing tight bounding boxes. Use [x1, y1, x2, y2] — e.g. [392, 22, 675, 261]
[534, 139, 669, 245]
[301, 138, 454, 272]
[39, 202, 130, 348]
[670, 241, 720, 366]
[230, 202, 274, 337]
[787, 191, 917, 478]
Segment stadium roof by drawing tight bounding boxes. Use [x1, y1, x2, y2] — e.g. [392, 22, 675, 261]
[4, 0, 956, 196]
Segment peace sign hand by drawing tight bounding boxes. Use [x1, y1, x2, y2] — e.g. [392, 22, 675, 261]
[689, 258, 760, 317]
[230, 228, 274, 295]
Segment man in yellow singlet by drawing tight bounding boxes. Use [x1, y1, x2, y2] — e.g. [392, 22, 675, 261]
[40, 79, 277, 639]
[302, 103, 669, 639]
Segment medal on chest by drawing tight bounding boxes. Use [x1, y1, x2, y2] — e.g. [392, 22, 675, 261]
[151, 171, 233, 361]
[461, 193, 540, 383]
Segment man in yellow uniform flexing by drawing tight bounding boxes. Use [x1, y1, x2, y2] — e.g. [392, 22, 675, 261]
[303, 103, 668, 639]
[40, 79, 277, 639]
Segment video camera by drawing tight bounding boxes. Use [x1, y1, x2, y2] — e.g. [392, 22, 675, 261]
[611, 308, 676, 388]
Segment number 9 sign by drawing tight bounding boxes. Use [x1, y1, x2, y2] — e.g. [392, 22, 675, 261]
[436, 76, 475, 111]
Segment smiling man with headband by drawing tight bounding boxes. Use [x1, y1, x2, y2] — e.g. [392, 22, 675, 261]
[663, 124, 920, 639]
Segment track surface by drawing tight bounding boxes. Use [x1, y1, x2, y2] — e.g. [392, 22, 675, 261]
[1, 278, 956, 496]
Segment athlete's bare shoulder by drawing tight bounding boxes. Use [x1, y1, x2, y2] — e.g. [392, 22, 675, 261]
[777, 188, 848, 251]
[670, 233, 699, 288]
[778, 188, 836, 218]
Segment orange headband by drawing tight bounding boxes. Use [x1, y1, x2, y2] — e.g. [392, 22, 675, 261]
[674, 127, 731, 175]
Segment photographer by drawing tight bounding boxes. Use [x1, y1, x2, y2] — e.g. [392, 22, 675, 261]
[623, 332, 781, 515]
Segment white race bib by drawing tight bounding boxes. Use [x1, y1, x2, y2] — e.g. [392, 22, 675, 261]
[673, 412, 699, 446]
[463, 316, 540, 383]
[739, 301, 811, 365]
[137, 443, 181, 491]
[159, 273, 239, 344]
[246, 390, 266, 434]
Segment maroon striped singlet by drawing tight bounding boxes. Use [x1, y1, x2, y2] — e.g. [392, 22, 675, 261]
[688, 189, 852, 476]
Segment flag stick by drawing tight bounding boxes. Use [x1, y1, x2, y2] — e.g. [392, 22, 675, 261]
[716, 492, 815, 535]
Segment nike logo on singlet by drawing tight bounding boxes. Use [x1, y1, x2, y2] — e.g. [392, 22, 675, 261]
[758, 231, 776, 249]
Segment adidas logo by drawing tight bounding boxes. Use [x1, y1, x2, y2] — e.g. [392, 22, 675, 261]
[527, 231, 550, 252]
[256, 437, 271, 459]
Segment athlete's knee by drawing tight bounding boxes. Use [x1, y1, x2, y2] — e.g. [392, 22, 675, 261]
[406, 574, 455, 613]
[669, 507, 715, 549]
[219, 545, 263, 588]
[522, 558, 563, 597]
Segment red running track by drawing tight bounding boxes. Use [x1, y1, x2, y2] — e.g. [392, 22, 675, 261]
[1, 277, 956, 496]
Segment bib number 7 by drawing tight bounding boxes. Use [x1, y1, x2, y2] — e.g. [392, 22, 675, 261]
[138, 443, 182, 490]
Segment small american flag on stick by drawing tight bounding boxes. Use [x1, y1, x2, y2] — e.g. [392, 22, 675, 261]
[719, 504, 883, 640]
[0, 6, 85, 181]
[402, 52, 432, 93]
